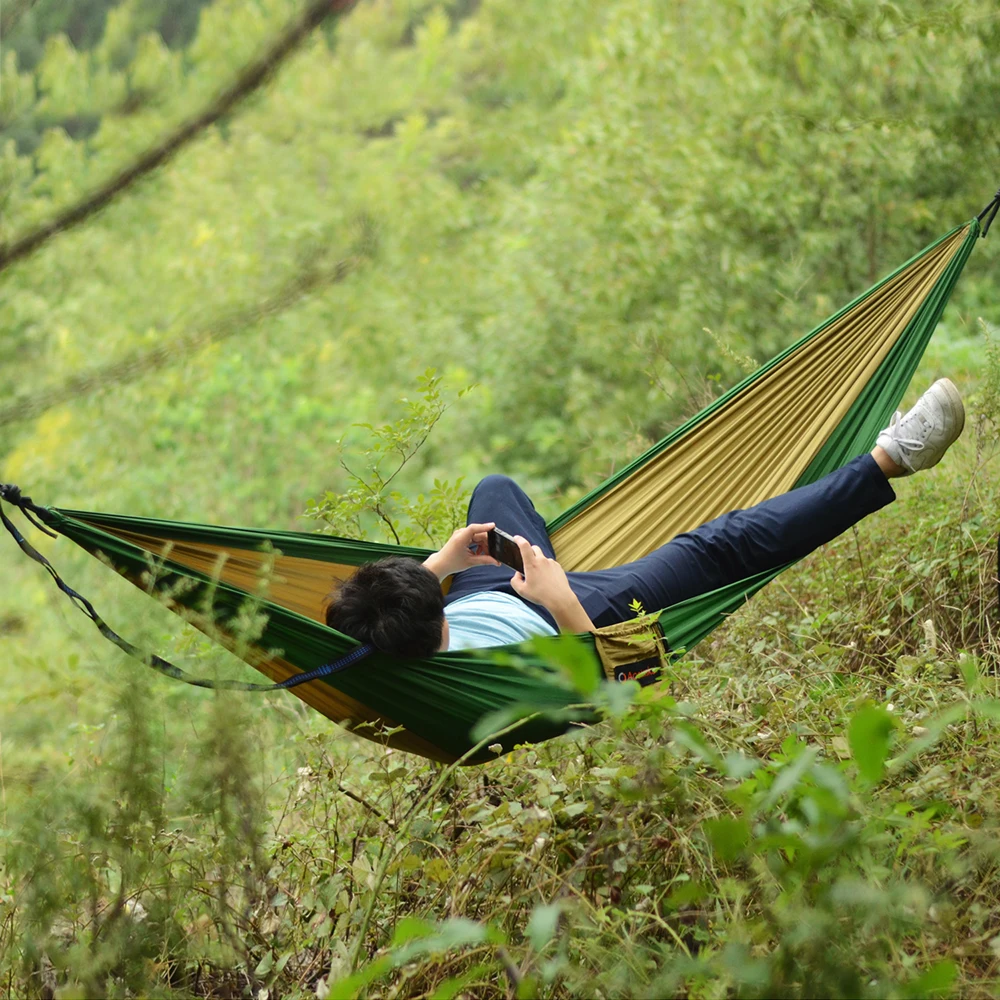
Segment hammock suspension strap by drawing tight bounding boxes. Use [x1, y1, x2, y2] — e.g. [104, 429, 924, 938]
[0, 484, 373, 691]
[978, 188, 1000, 238]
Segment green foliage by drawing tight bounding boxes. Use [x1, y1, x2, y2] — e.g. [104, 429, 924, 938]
[2, 0, 997, 498]
[3, 439, 1000, 995]
[0, 0, 998, 996]
[848, 703, 897, 784]
[6, 0, 212, 68]
[2, 0, 213, 155]
[974, 319, 1000, 432]
[304, 370, 474, 546]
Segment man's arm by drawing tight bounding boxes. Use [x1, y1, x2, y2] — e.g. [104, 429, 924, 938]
[544, 592, 596, 633]
[509, 536, 596, 633]
[422, 522, 500, 581]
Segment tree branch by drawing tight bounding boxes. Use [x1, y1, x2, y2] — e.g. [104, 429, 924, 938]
[336, 783, 395, 828]
[0, 0, 359, 277]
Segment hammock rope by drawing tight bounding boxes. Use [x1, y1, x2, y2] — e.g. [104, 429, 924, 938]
[977, 187, 1000, 237]
[0, 484, 375, 690]
[2, 197, 994, 764]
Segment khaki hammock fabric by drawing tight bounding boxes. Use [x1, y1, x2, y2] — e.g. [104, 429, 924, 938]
[551, 225, 971, 569]
[99, 527, 346, 623]
[84, 226, 972, 605]
[5, 217, 984, 764]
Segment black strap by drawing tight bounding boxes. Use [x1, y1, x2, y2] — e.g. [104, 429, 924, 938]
[977, 187, 1000, 238]
[0, 484, 373, 691]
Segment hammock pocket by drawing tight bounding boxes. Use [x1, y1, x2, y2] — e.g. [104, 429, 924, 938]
[1, 214, 988, 764]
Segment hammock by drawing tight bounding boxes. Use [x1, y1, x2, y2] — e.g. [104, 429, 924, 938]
[2, 199, 996, 765]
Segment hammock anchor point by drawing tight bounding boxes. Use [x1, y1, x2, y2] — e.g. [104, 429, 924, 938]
[0, 481, 375, 692]
[977, 187, 1000, 237]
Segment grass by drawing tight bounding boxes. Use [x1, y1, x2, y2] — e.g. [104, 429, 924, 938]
[0, 361, 998, 999]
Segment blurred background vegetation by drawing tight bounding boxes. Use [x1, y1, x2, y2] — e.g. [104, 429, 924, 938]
[0, 0, 998, 996]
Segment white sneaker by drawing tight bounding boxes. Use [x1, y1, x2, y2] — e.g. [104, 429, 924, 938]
[876, 378, 965, 475]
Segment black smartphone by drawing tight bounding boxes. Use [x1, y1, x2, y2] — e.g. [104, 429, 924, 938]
[487, 527, 524, 574]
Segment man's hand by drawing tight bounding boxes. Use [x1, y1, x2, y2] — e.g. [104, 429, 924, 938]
[422, 522, 500, 581]
[509, 536, 595, 633]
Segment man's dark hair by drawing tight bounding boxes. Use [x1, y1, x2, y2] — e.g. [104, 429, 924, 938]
[325, 556, 445, 658]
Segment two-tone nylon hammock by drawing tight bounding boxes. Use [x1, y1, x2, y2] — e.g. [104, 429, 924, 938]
[3, 195, 997, 764]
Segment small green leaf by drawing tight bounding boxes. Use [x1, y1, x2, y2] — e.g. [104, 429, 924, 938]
[326, 956, 393, 1000]
[759, 746, 817, 812]
[254, 952, 274, 977]
[671, 720, 721, 767]
[904, 959, 957, 998]
[600, 678, 640, 718]
[893, 704, 966, 769]
[516, 975, 540, 999]
[429, 964, 490, 1000]
[665, 880, 705, 910]
[54, 985, 88, 1000]
[703, 816, 750, 861]
[959, 655, 979, 692]
[532, 634, 600, 696]
[393, 917, 500, 965]
[723, 752, 759, 780]
[848, 704, 896, 783]
[526, 902, 564, 952]
[392, 916, 434, 945]
[972, 698, 1000, 722]
[470, 703, 538, 743]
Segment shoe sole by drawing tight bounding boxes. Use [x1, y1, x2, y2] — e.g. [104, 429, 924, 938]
[933, 377, 966, 439]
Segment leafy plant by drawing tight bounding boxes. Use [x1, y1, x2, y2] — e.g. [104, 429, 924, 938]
[304, 370, 475, 546]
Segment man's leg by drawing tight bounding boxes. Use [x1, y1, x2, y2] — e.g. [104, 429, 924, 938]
[444, 475, 557, 622]
[567, 377, 966, 626]
[447, 379, 963, 629]
[566, 453, 896, 627]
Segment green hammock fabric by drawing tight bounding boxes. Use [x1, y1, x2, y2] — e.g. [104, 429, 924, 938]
[5, 217, 984, 764]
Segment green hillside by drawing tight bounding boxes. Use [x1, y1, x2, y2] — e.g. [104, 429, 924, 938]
[0, 0, 998, 995]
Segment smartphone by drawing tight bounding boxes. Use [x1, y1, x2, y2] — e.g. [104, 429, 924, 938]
[487, 527, 524, 574]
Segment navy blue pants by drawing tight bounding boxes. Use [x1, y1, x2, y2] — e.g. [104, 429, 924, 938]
[444, 454, 896, 629]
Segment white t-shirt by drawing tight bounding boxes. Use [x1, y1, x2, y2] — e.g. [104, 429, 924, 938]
[444, 591, 557, 650]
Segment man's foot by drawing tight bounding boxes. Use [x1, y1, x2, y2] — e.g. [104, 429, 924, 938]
[876, 378, 965, 476]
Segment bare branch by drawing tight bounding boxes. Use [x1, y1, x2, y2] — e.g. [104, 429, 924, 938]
[0, 0, 359, 276]
[373, 505, 402, 546]
[336, 783, 395, 828]
[380, 412, 448, 490]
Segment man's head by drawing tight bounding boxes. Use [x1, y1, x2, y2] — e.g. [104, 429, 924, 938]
[325, 557, 446, 658]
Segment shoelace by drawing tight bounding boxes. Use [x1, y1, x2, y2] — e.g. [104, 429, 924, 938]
[885, 409, 928, 458]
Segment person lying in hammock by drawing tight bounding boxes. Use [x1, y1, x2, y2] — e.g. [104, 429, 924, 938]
[325, 379, 965, 656]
